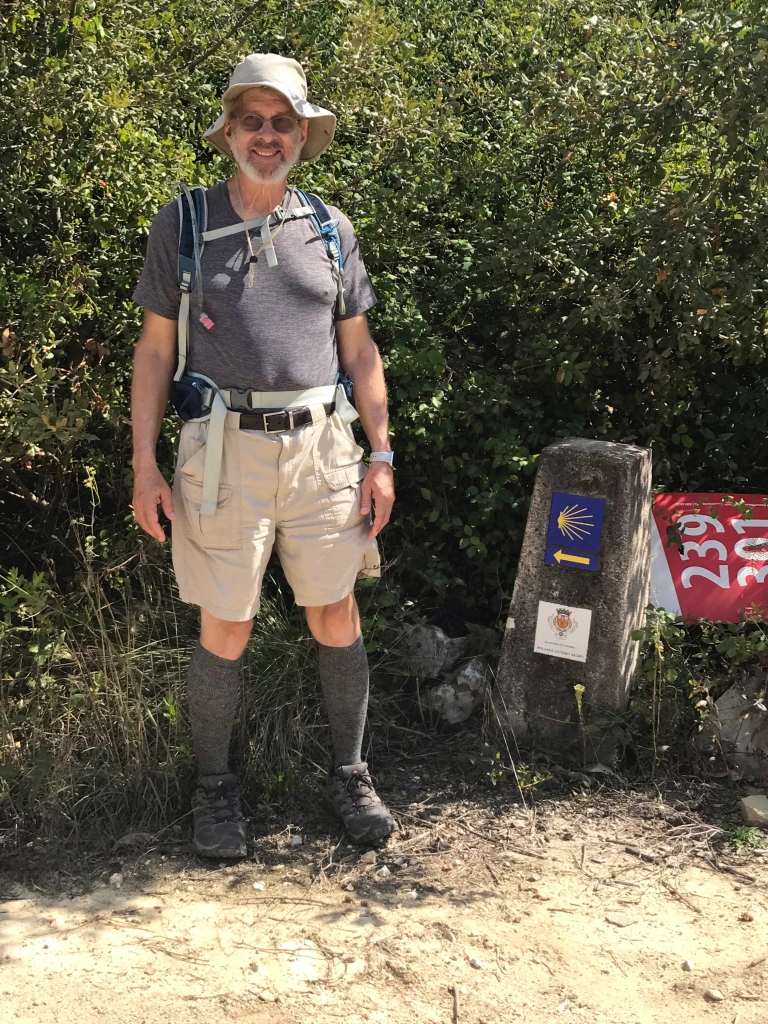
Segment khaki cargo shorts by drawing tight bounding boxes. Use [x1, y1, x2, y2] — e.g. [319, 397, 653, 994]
[171, 405, 380, 621]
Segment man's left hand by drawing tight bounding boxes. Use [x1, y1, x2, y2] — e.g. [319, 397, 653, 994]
[360, 462, 395, 539]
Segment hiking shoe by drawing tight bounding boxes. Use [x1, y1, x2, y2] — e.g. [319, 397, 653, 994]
[192, 772, 247, 859]
[323, 762, 396, 844]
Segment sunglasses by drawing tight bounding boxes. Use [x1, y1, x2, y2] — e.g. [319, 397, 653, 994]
[231, 114, 302, 134]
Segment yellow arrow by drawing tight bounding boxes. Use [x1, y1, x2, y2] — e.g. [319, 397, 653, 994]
[554, 550, 591, 565]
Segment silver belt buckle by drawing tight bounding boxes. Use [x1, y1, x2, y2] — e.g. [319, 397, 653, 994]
[263, 409, 295, 434]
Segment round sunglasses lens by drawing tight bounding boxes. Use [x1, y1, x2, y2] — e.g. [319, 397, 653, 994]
[236, 114, 298, 133]
[272, 116, 299, 133]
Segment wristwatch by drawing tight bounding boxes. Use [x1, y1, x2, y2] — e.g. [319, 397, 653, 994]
[369, 451, 395, 467]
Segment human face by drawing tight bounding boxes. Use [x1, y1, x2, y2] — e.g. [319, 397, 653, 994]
[225, 88, 308, 185]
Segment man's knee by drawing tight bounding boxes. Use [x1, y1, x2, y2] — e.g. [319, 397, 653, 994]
[305, 594, 360, 647]
[199, 609, 253, 660]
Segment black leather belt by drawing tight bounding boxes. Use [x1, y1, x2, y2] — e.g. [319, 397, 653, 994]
[239, 402, 334, 433]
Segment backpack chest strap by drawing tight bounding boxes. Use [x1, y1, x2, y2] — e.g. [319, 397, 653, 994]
[200, 205, 314, 243]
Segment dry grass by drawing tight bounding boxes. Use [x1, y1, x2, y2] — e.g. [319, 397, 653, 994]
[0, 553, 338, 842]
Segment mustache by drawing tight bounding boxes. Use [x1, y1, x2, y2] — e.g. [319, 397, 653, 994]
[245, 136, 283, 151]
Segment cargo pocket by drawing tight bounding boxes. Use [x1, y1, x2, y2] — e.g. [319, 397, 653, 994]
[328, 413, 365, 458]
[177, 442, 242, 551]
[357, 538, 381, 580]
[320, 460, 368, 534]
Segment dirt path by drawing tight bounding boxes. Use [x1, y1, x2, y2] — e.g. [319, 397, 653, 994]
[3, 779, 768, 1024]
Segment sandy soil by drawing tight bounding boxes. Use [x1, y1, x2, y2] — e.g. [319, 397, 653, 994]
[3, 757, 768, 1024]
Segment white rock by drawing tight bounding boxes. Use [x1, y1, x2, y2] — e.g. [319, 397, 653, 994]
[253, 882, 265, 891]
[469, 958, 483, 969]
[360, 850, 377, 865]
[109, 873, 123, 889]
[344, 884, 354, 892]
[708, 679, 768, 772]
[393, 857, 407, 867]
[740, 795, 768, 828]
[290, 835, 303, 848]
[704, 989, 725, 1002]
[682, 959, 694, 972]
[405, 625, 470, 678]
[376, 865, 391, 878]
[424, 657, 490, 725]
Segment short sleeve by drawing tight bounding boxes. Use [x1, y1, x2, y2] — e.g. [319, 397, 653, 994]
[328, 207, 378, 321]
[132, 200, 182, 320]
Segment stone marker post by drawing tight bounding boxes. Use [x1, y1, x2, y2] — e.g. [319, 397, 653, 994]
[496, 438, 651, 755]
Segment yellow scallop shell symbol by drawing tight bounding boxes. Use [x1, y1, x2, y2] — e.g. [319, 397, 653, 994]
[556, 504, 594, 542]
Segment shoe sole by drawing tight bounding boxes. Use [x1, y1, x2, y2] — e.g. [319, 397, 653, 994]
[193, 839, 247, 859]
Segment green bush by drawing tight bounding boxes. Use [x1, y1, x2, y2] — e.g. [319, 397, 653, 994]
[3, 0, 768, 614]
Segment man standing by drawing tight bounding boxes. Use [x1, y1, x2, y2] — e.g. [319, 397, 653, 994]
[131, 54, 396, 857]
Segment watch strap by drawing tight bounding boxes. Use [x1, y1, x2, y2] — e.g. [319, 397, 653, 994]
[369, 451, 395, 466]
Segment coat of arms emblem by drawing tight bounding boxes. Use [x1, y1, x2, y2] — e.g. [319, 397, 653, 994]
[549, 607, 577, 637]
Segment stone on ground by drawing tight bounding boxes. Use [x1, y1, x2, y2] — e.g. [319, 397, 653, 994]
[740, 794, 768, 828]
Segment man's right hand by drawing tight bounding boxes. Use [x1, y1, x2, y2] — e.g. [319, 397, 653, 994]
[132, 461, 176, 542]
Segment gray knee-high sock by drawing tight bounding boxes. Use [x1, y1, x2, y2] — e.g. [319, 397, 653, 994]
[317, 635, 369, 768]
[186, 641, 243, 777]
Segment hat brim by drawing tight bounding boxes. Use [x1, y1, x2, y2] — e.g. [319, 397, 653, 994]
[203, 81, 336, 162]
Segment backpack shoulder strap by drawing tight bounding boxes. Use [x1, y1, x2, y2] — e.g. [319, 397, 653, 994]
[296, 189, 346, 315]
[176, 185, 207, 291]
[174, 185, 208, 381]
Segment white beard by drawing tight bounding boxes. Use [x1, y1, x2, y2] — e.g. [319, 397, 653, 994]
[229, 128, 303, 185]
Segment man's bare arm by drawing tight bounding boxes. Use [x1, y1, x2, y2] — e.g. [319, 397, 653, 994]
[335, 313, 394, 539]
[131, 310, 177, 542]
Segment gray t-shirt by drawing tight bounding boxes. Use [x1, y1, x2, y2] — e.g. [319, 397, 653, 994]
[132, 181, 377, 391]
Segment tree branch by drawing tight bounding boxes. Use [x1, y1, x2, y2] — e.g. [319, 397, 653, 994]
[168, 3, 263, 72]
[0, 464, 49, 509]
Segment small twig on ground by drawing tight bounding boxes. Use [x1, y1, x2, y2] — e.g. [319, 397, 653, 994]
[608, 950, 628, 976]
[506, 846, 548, 860]
[702, 853, 757, 885]
[136, 939, 208, 964]
[625, 845, 662, 864]
[311, 836, 346, 887]
[661, 878, 702, 915]
[453, 822, 502, 845]
[240, 896, 335, 906]
[449, 983, 459, 1024]
[747, 950, 768, 969]
[486, 863, 500, 886]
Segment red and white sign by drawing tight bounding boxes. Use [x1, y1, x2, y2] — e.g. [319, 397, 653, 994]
[651, 493, 768, 621]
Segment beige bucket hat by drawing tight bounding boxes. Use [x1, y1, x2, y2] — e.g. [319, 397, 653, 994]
[203, 53, 336, 162]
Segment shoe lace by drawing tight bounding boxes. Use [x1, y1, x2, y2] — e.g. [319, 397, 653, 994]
[344, 769, 377, 805]
[200, 779, 242, 822]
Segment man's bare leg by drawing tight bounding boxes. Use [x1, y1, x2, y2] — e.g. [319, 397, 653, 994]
[200, 608, 253, 659]
[304, 593, 360, 647]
